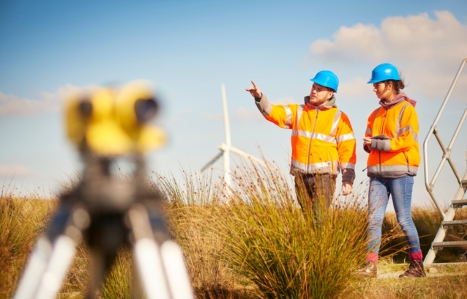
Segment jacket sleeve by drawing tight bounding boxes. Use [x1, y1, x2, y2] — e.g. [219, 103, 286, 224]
[255, 94, 294, 129]
[336, 112, 356, 184]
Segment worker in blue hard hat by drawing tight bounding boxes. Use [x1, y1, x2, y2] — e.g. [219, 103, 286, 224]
[246, 70, 357, 222]
[357, 63, 425, 278]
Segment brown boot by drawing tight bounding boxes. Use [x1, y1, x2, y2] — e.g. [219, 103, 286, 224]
[356, 262, 377, 278]
[399, 259, 426, 278]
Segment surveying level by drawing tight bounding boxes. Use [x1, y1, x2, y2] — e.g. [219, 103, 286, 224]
[14, 81, 194, 299]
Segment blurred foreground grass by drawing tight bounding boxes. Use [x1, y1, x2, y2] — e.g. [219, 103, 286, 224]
[2, 162, 467, 298]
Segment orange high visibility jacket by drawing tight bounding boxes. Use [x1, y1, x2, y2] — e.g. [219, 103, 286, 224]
[255, 94, 356, 184]
[364, 94, 419, 178]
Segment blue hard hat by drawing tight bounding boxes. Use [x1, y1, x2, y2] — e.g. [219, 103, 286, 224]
[310, 70, 339, 92]
[368, 63, 400, 83]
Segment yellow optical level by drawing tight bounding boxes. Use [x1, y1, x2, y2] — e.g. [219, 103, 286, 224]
[65, 81, 166, 156]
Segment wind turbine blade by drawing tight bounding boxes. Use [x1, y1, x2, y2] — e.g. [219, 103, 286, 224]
[221, 84, 231, 147]
[219, 144, 280, 172]
[199, 150, 224, 173]
[221, 85, 232, 197]
[228, 146, 267, 166]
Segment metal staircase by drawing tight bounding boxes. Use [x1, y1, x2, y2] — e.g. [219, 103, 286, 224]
[424, 58, 467, 265]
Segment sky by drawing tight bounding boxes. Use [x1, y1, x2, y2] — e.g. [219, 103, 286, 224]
[1, 0, 466, 209]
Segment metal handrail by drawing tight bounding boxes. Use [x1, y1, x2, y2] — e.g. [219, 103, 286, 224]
[423, 58, 467, 218]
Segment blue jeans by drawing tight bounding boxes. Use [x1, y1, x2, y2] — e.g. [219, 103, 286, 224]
[367, 175, 421, 254]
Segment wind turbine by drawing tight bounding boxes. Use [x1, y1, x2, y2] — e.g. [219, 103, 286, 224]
[198, 84, 271, 191]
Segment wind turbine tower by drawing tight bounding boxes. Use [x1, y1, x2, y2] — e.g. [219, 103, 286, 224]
[198, 84, 271, 191]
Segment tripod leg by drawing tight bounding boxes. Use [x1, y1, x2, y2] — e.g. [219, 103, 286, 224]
[14, 204, 89, 299]
[134, 238, 171, 299]
[33, 235, 77, 299]
[13, 236, 53, 299]
[86, 248, 118, 299]
[128, 203, 194, 299]
[128, 204, 172, 299]
[160, 240, 194, 299]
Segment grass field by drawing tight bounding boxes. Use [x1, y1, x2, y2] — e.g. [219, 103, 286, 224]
[2, 163, 467, 298]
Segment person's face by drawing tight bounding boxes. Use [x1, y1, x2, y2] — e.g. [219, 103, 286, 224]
[372, 81, 393, 100]
[309, 83, 334, 106]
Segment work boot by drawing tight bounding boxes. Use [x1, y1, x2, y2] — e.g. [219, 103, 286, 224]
[399, 259, 426, 278]
[355, 262, 377, 278]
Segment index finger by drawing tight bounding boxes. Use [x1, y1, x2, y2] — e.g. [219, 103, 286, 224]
[251, 80, 257, 88]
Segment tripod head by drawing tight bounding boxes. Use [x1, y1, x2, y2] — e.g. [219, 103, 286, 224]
[62, 81, 167, 214]
[65, 80, 166, 156]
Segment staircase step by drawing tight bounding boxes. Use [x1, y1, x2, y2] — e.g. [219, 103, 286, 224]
[452, 200, 467, 208]
[442, 220, 467, 228]
[432, 241, 467, 251]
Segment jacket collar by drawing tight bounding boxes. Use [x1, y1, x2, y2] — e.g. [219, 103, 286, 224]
[379, 93, 417, 109]
[304, 95, 337, 110]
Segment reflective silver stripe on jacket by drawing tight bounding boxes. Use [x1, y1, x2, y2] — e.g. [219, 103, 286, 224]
[394, 103, 418, 142]
[295, 105, 304, 129]
[367, 165, 418, 177]
[291, 109, 351, 144]
[283, 105, 292, 128]
[291, 159, 339, 174]
[291, 130, 336, 143]
[398, 125, 418, 141]
[330, 110, 342, 136]
[336, 133, 355, 143]
[396, 103, 409, 136]
[339, 162, 355, 170]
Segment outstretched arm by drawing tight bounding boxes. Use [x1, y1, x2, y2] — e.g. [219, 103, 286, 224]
[247, 81, 295, 129]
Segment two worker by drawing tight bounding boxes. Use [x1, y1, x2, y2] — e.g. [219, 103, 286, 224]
[246, 63, 425, 278]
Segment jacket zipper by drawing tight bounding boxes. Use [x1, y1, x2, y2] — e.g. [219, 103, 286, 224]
[378, 108, 387, 176]
[306, 108, 319, 173]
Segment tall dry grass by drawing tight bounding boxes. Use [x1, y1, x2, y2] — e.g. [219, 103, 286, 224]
[345, 274, 467, 299]
[1, 185, 135, 298]
[156, 171, 255, 298]
[2, 160, 467, 298]
[161, 163, 371, 299]
[381, 203, 467, 263]
[0, 188, 57, 298]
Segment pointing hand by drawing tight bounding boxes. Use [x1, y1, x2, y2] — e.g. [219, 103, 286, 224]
[245, 80, 262, 98]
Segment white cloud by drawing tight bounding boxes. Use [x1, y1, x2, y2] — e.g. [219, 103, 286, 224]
[338, 77, 373, 98]
[311, 23, 386, 62]
[0, 92, 59, 116]
[0, 165, 33, 177]
[0, 84, 96, 116]
[310, 11, 467, 100]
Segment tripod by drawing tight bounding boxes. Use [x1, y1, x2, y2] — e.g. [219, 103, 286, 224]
[13, 82, 194, 299]
[14, 153, 193, 299]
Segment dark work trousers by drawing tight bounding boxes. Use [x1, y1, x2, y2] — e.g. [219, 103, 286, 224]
[294, 173, 337, 223]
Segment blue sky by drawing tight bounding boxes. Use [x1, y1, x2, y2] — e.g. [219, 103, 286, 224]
[1, 0, 466, 208]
